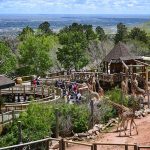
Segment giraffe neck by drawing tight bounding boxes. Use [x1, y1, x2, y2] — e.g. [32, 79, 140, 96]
[108, 100, 128, 112]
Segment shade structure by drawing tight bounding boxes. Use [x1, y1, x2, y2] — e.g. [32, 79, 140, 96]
[103, 42, 132, 63]
[0, 75, 15, 89]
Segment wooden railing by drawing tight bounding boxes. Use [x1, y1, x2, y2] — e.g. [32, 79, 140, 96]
[0, 110, 24, 124]
[1, 138, 150, 150]
[0, 137, 62, 150]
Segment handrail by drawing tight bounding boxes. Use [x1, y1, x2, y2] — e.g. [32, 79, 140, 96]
[0, 137, 150, 150]
[0, 137, 60, 150]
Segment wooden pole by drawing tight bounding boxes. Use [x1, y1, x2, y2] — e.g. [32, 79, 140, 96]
[18, 121, 22, 144]
[46, 139, 49, 150]
[134, 144, 138, 150]
[55, 108, 59, 138]
[2, 112, 4, 124]
[12, 110, 15, 121]
[146, 67, 150, 108]
[34, 86, 36, 98]
[93, 144, 97, 150]
[125, 144, 128, 150]
[125, 69, 129, 94]
[90, 100, 94, 128]
[48, 88, 50, 97]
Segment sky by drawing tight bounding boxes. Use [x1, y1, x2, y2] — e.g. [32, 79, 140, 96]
[0, 0, 150, 14]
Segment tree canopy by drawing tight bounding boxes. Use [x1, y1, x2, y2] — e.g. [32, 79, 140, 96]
[18, 26, 34, 41]
[18, 34, 57, 75]
[38, 21, 53, 35]
[57, 30, 89, 71]
[114, 23, 128, 44]
[0, 41, 17, 75]
[96, 26, 107, 41]
[129, 27, 148, 43]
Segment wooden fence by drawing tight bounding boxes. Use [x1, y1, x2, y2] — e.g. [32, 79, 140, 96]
[0, 138, 150, 150]
[0, 110, 24, 124]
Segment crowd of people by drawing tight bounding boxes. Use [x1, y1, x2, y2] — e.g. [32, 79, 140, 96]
[55, 80, 82, 104]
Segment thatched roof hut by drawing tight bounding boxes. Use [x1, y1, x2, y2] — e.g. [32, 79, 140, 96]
[0, 75, 15, 89]
[102, 42, 141, 74]
[103, 42, 132, 63]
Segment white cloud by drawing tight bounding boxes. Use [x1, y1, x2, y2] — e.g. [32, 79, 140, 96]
[0, 0, 150, 14]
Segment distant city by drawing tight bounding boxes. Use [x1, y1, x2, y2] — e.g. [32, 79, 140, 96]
[0, 14, 150, 37]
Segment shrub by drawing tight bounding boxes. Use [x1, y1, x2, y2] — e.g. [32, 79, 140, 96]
[0, 103, 90, 147]
[106, 87, 129, 106]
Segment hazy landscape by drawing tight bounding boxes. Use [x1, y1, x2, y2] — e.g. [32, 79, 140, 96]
[0, 14, 150, 36]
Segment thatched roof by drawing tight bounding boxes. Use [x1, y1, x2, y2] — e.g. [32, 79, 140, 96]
[103, 42, 133, 62]
[0, 75, 15, 89]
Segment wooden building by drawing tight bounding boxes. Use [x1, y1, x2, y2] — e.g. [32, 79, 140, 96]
[0, 76, 15, 89]
[100, 42, 150, 86]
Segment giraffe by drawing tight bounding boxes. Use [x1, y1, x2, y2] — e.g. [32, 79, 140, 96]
[87, 77, 104, 98]
[95, 79, 104, 98]
[131, 74, 145, 97]
[117, 94, 140, 136]
[121, 80, 128, 95]
[89, 89, 101, 101]
[106, 99, 130, 133]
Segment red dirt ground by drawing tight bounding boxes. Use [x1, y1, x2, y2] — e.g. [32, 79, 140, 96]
[66, 114, 150, 150]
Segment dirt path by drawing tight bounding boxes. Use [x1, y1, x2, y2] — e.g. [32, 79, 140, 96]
[66, 115, 150, 150]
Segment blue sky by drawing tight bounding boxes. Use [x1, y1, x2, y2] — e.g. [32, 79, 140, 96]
[0, 0, 150, 14]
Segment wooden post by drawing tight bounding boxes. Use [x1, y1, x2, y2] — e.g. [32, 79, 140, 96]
[59, 139, 65, 150]
[93, 144, 97, 150]
[146, 67, 150, 108]
[34, 86, 36, 98]
[18, 93, 20, 102]
[134, 144, 138, 150]
[125, 69, 129, 94]
[23, 85, 25, 95]
[120, 90, 124, 105]
[125, 144, 128, 150]
[42, 86, 44, 98]
[46, 139, 49, 150]
[12, 87, 14, 94]
[1, 112, 4, 124]
[55, 108, 59, 138]
[12, 110, 15, 121]
[90, 100, 94, 128]
[18, 121, 22, 144]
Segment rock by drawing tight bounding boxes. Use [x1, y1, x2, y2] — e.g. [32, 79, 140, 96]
[146, 109, 150, 114]
[144, 108, 150, 114]
[102, 126, 106, 131]
[87, 129, 93, 135]
[74, 133, 78, 137]
[89, 135, 95, 139]
[77, 133, 90, 137]
[93, 126, 100, 132]
[94, 124, 103, 130]
[142, 112, 146, 117]
[95, 131, 100, 135]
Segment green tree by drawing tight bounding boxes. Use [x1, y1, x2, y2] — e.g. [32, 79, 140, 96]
[18, 34, 57, 75]
[114, 23, 128, 44]
[57, 31, 89, 71]
[38, 21, 53, 35]
[0, 41, 16, 74]
[96, 26, 107, 41]
[129, 27, 148, 43]
[18, 26, 34, 41]
[83, 24, 97, 41]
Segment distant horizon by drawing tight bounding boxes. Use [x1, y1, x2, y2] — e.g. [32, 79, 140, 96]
[0, 14, 150, 15]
